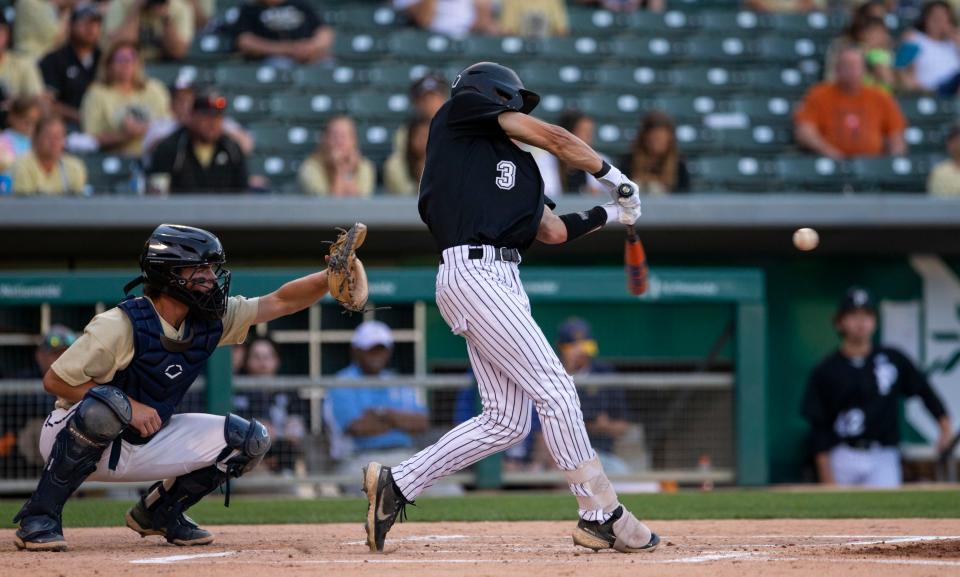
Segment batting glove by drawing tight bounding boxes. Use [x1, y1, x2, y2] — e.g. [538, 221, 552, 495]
[594, 162, 639, 205]
[601, 202, 641, 226]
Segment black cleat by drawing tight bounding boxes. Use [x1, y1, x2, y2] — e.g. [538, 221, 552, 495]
[572, 506, 660, 553]
[14, 514, 67, 552]
[125, 499, 215, 546]
[362, 462, 413, 552]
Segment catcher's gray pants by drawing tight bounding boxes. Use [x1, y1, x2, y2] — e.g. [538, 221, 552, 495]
[392, 245, 597, 502]
[40, 406, 227, 481]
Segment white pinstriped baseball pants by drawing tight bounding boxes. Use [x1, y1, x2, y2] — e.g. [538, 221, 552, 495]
[392, 245, 597, 501]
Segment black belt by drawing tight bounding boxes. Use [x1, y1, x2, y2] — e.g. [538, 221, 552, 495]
[842, 439, 889, 450]
[440, 247, 521, 264]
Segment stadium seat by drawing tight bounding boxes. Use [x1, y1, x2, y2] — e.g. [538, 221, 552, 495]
[188, 33, 235, 62]
[145, 64, 210, 88]
[594, 122, 635, 157]
[716, 125, 793, 154]
[697, 10, 770, 34]
[685, 35, 755, 64]
[650, 94, 720, 123]
[367, 64, 444, 91]
[898, 95, 956, 127]
[904, 125, 947, 153]
[672, 66, 749, 93]
[86, 154, 136, 194]
[248, 124, 317, 155]
[531, 93, 575, 123]
[675, 124, 723, 154]
[292, 65, 365, 93]
[214, 64, 292, 92]
[756, 35, 823, 63]
[764, 11, 841, 38]
[688, 154, 780, 192]
[387, 30, 461, 61]
[727, 95, 795, 124]
[327, 4, 404, 31]
[567, 7, 625, 36]
[745, 67, 811, 95]
[249, 155, 301, 188]
[577, 92, 652, 122]
[595, 65, 672, 91]
[610, 36, 685, 63]
[516, 64, 592, 90]
[226, 92, 269, 123]
[268, 92, 341, 122]
[777, 156, 848, 192]
[624, 9, 698, 36]
[461, 36, 531, 63]
[346, 91, 411, 121]
[849, 156, 931, 193]
[333, 32, 390, 61]
[356, 122, 399, 163]
[537, 36, 607, 62]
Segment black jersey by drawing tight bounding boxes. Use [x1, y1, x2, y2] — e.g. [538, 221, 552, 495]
[417, 91, 554, 253]
[802, 347, 947, 453]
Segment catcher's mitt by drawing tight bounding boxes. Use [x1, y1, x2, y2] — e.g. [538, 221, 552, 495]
[327, 223, 368, 312]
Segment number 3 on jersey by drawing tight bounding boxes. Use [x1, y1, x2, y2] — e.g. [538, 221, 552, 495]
[495, 160, 516, 190]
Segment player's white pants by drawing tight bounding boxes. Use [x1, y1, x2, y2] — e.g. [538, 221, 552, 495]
[39, 406, 227, 482]
[829, 443, 902, 488]
[392, 245, 597, 500]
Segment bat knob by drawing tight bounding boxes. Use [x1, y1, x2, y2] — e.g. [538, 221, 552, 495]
[617, 183, 636, 198]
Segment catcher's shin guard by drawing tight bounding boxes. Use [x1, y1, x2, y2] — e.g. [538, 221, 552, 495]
[14, 386, 131, 551]
[126, 414, 270, 545]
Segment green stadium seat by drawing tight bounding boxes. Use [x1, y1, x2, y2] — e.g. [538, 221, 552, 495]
[249, 155, 301, 188]
[685, 35, 755, 64]
[675, 123, 723, 154]
[687, 155, 780, 192]
[898, 95, 956, 126]
[537, 36, 606, 62]
[698, 10, 769, 34]
[672, 66, 749, 93]
[269, 92, 341, 122]
[188, 33, 235, 61]
[531, 93, 576, 123]
[904, 125, 947, 153]
[86, 154, 134, 194]
[248, 124, 317, 155]
[764, 11, 840, 37]
[717, 125, 793, 154]
[292, 65, 365, 93]
[346, 91, 410, 120]
[668, 0, 739, 10]
[333, 32, 390, 61]
[145, 64, 210, 88]
[610, 36, 684, 63]
[745, 67, 811, 95]
[516, 64, 592, 90]
[214, 64, 292, 92]
[777, 156, 847, 192]
[849, 156, 931, 192]
[327, 5, 404, 31]
[387, 30, 461, 61]
[594, 122, 635, 157]
[356, 122, 399, 163]
[577, 92, 653, 122]
[596, 65, 673, 91]
[756, 35, 823, 63]
[727, 95, 795, 123]
[625, 9, 698, 36]
[226, 92, 269, 123]
[567, 7, 625, 36]
[461, 36, 530, 62]
[650, 94, 720, 123]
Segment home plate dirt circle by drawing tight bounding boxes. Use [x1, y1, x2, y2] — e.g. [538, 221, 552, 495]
[2, 519, 958, 577]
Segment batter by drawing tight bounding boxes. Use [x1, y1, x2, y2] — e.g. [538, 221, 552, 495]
[363, 62, 658, 555]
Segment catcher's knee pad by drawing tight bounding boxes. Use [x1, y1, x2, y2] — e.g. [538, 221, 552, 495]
[14, 387, 131, 522]
[218, 413, 271, 478]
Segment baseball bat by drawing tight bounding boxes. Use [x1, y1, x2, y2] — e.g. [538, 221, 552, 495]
[618, 184, 648, 296]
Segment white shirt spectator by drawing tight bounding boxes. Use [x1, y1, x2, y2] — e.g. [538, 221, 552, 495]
[392, 0, 475, 38]
[910, 31, 960, 91]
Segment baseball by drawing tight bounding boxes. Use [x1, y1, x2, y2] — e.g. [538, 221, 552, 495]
[793, 227, 819, 251]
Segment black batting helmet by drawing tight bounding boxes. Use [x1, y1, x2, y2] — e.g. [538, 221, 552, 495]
[125, 224, 232, 321]
[451, 62, 540, 114]
[834, 286, 877, 321]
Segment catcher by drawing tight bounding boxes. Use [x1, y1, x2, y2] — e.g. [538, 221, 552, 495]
[13, 222, 367, 551]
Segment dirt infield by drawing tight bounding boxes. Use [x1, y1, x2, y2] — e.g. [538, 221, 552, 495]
[3, 519, 959, 577]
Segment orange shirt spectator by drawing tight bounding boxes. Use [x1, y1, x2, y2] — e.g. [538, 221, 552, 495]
[794, 46, 906, 159]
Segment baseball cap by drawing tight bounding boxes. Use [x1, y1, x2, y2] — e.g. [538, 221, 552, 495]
[410, 73, 447, 99]
[557, 317, 598, 356]
[71, 4, 103, 23]
[351, 320, 394, 350]
[192, 91, 227, 115]
[41, 325, 77, 350]
[836, 287, 877, 318]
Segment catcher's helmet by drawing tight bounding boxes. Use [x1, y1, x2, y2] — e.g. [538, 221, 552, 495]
[125, 224, 231, 321]
[451, 62, 540, 114]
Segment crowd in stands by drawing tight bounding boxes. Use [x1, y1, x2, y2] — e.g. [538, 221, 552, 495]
[0, 0, 957, 196]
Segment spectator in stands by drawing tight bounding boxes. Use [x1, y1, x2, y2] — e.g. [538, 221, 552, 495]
[240, 336, 305, 475]
[499, 0, 568, 38]
[393, 0, 498, 38]
[14, 0, 72, 61]
[794, 46, 907, 159]
[542, 110, 607, 195]
[187, 0, 213, 30]
[299, 115, 375, 196]
[234, 0, 333, 67]
[897, 1, 960, 96]
[80, 40, 170, 156]
[557, 317, 633, 475]
[390, 73, 447, 161]
[102, 0, 194, 61]
[325, 320, 429, 476]
[142, 78, 254, 157]
[11, 114, 86, 195]
[826, 13, 895, 92]
[0, 13, 45, 101]
[802, 287, 952, 487]
[928, 122, 960, 195]
[0, 97, 41, 177]
[147, 89, 249, 193]
[39, 5, 102, 128]
[743, 0, 825, 12]
[627, 110, 690, 195]
[384, 114, 429, 195]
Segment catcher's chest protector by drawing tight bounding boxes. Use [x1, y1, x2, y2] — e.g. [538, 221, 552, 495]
[106, 297, 222, 442]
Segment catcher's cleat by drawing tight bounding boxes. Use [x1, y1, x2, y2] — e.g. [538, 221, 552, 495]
[572, 506, 660, 553]
[125, 500, 215, 546]
[14, 514, 68, 551]
[362, 462, 413, 552]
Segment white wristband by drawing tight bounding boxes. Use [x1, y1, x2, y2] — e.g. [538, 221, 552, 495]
[601, 204, 619, 225]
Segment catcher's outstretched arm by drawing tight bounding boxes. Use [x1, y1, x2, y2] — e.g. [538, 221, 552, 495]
[255, 271, 329, 324]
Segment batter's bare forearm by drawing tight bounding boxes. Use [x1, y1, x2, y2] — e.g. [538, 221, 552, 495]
[255, 271, 329, 323]
[498, 112, 603, 174]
